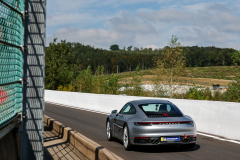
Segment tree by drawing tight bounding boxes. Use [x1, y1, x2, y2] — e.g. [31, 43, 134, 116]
[45, 39, 79, 90]
[225, 76, 240, 102]
[225, 50, 240, 102]
[134, 47, 139, 51]
[110, 44, 119, 51]
[232, 50, 240, 66]
[127, 46, 132, 51]
[131, 65, 144, 96]
[154, 35, 186, 97]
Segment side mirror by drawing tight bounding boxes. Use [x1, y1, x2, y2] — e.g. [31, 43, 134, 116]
[111, 110, 117, 114]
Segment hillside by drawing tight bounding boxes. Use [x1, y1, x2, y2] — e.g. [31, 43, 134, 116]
[117, 66, 239, 87]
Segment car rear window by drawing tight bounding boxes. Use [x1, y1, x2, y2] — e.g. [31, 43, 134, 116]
[138, 103, 182, 117]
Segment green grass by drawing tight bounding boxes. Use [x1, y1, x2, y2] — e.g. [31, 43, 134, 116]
[116, 66, 240, 80]
[185, 66, 239, 80]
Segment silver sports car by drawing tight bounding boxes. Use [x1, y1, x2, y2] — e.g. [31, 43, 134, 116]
[106, 99, 197, 150]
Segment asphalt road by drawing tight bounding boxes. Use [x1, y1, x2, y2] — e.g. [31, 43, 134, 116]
[45, 102, 240, 160]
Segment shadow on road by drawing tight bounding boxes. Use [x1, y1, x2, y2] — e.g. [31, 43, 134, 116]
[112, 138, 200, 153]
[132, 144, 200, 153]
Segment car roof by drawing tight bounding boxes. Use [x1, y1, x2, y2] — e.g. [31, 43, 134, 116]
[129, 99, 170, 105]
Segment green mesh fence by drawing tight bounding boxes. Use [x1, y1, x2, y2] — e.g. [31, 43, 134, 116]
[0, 0, 24, 125]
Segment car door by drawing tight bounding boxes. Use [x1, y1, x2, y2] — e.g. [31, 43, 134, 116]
[114, 103, 137, 136]
[113, 104, 131, 135]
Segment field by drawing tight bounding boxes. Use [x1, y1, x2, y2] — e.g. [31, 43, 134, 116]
[117, 66, 239, 87]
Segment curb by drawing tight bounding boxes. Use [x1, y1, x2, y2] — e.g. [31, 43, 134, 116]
[44, 115, 123, 160]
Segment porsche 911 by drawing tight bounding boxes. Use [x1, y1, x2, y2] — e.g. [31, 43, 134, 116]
[106, 99, 197, 150]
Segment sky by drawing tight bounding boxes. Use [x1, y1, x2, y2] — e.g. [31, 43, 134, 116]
[46, 0, 240, 50]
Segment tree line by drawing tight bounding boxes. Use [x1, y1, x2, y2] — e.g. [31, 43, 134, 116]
[45, 38, 237, 91]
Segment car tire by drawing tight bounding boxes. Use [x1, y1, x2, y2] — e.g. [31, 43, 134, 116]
[106, 120, 113, 141]
[181, 143, 195, 149]
[123, 125, 132, 150]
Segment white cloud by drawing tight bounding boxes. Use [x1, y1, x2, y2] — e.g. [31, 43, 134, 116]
[47, 27, 134, 49]
[47, 13, 94, 26]
[108, 12, 157, 33]
[145, 45, 163, 49]
[46, 1, 240, 50]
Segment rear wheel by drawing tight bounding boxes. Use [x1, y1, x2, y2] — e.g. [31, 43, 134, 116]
[106, 120, 113, 141]
[123, 125, 132, 150]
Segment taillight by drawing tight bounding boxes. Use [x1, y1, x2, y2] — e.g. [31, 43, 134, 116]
[134, 121, 192, 125]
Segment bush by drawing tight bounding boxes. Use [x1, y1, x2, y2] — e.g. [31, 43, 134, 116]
[104, 74, 120, 94]
[225, 76, 240, 102]
[186, 86, 205, 100]
[203, 87, 212, 100]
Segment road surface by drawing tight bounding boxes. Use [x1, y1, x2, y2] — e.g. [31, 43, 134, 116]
[45, 102, 240, 160]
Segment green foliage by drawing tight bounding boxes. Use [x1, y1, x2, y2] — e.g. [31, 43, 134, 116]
[104, 74, 120, 94]
[224, 50, 240, 102]
[57, 85, 74, 91]
[110, 44, 120, 51]
[155, 35, 186, 97]
[231, 50, 240, 66]
[131, 65, 144, 96]
[185, 86, 226, 101]
[212, 90, 225, 101]
[70, 66, 120, 95]
[45, 39, 80, 90]
[186, 86, 205, 100]
[81, 66, 94, 93]
[203, 87, 212, 100]
[121, 65, 145, 96]
[224, 77, 240, 102]
[127, 46, 132, 51]
[46, 39, 237, 88]
[45, 38, 240, 102]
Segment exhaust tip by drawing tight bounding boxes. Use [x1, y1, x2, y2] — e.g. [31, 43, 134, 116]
[150, 138, 159, 144]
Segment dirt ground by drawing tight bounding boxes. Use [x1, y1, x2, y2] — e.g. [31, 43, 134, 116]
[119, 75, 232, 87]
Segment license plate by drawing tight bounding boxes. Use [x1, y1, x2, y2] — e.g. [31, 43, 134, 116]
[161, 137, 180, 142]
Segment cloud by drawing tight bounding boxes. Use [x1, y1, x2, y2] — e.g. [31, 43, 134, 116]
[108, 12, 157, 34]
[138, 8, 240, 34]
[47, 27, 134, 49]
[47, 13, 94, 26]
[145, 45, 163, 49]
[46, 1, 240, 50]
[180, 28, 228, 44]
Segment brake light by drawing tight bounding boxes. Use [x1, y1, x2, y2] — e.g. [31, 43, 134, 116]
[134, 121, 192, 125]
[184, 134, 187, 139]
[163, 113, 168, 117]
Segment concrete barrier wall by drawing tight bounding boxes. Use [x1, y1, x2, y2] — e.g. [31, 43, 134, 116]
[44, 115, 123, 160]
[45, 90, 240, 141]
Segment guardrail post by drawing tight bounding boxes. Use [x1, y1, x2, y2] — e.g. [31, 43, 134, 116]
[21, 0, 46, 159]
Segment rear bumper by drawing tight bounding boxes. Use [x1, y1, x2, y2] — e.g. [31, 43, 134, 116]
[128, 122, 197, 145]
[133, 136, 197, 145]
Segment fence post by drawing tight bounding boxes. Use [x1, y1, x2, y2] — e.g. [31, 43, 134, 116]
[21, 0, 46, 159]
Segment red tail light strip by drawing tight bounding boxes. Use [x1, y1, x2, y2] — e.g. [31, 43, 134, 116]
[137, 121, 192, 125]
